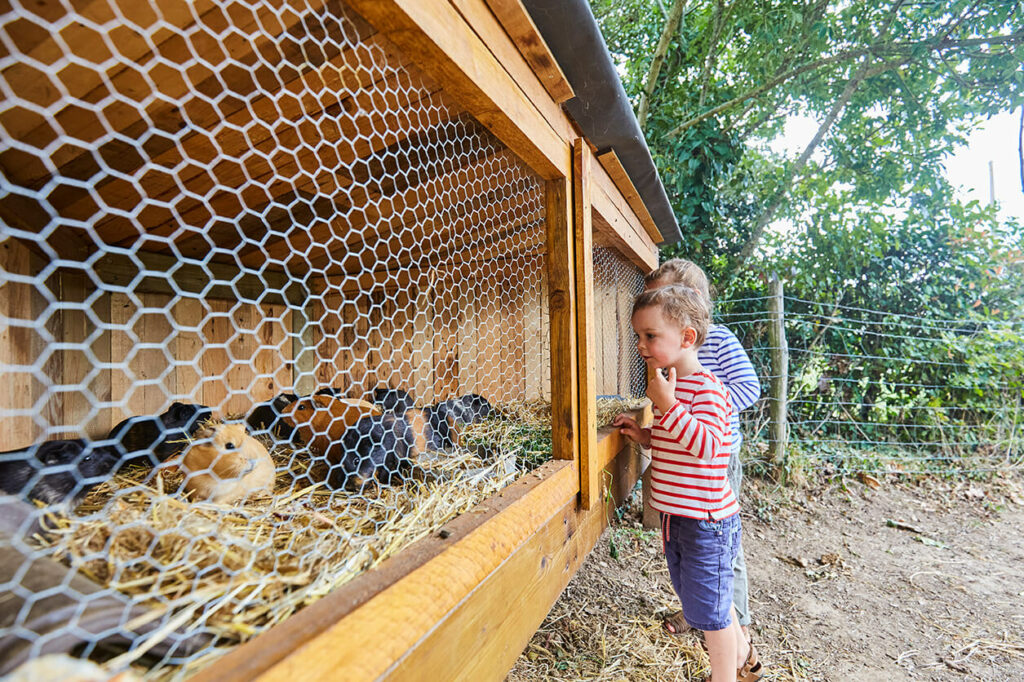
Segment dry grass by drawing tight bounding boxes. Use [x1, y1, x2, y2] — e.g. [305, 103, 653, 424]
[34, 397, 647, 679]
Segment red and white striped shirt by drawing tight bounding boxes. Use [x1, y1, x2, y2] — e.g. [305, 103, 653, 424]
[647, 370, 739, 520]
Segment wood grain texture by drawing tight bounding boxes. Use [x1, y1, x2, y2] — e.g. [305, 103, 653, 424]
[545, 176, 578, 462]
[481, 0, 575, 103]
[595, 150, 664, 245]
[573, 140, 599, 510]
[346, 0, 568, 180]
[591, 163, 658, 273]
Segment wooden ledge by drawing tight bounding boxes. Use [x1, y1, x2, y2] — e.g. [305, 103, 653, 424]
[595, 401, 651, 473]
[192, 458, 578, 682]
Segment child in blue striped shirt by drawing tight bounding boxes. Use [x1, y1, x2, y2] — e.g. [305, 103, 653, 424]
[644, 260, 762, 654]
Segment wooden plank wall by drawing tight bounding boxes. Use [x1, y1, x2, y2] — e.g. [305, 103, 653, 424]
[1, 237, 550, 447]
[1, 238, 298, 446]
[591, 247, 645, 399]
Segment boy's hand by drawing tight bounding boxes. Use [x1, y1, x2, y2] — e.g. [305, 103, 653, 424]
[647, 366, 678, 415]
[612, 414, 650, 448]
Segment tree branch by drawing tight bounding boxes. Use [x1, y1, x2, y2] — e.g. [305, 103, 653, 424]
[733, 58, 901, 270]
[698, 0, 729, 109]
[666, 29, 1024, 138]
[638, 0, 689, 131]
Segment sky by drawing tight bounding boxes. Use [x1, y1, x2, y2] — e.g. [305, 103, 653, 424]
[945, 110, 1023, 225]
[774, 110, 1024, 226]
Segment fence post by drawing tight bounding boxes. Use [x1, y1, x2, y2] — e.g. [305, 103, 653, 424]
[768, 277, 789, 482]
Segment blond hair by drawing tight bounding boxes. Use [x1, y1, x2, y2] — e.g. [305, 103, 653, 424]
[632, 284, 710, 347]
[644, 258, 713, 305]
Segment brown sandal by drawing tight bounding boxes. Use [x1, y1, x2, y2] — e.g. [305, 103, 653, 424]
[738, 641, 764, 682]
[661, 610, 692, 635]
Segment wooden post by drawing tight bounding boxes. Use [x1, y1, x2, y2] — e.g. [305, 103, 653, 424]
[768, 276, 789, 482]
[546, 174, 578, 462]
[573, 139, 598, 508]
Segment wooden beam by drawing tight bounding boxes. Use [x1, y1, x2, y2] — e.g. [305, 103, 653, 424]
[443, 0, 574, 148]
[192, 459, 578, 682]
[596, 150, 664, 245]
[384, 442, 640, 681]
[595, 401, 651, 472]
[545, 176, 577, 462]
[573, 140, 599, 509]
[481, 0, 575, 103]
[591, 179, 658, 272]
[346, 0, 569, 180]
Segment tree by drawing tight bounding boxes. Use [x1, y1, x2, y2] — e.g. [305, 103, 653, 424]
[591, 0, 1024, 281]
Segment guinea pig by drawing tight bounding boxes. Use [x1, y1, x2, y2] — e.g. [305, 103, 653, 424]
[372, 387, 415, 417]
[313, 387, 344, 398]
[107, 402, 213, 467]
[281, 395, 382, 451]
[0, 440, 121, 508]
[245, 392, 300, 443]
[178, 423, 275, 504]
[424, 393, 496, 450]
[330, 413, 416, 489]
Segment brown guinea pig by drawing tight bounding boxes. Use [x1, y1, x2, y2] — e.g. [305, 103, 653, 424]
[178, 423, 275, 504]
[281, 395, 382, 461]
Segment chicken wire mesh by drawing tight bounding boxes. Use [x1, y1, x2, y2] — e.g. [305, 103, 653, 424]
[592, 247, 646, 401]
[0, 0, 554, 678]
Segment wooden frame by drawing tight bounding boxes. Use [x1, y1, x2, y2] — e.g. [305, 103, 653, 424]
[0, 0, 663, 678]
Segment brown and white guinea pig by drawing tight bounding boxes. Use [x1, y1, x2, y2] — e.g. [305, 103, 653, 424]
[281, 395, 382, 455]
[177, 423, 275, 504]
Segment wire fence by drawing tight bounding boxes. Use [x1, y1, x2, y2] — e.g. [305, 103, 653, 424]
[719, 291, 1024, 476]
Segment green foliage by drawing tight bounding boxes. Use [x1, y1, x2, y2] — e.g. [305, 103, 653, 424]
[592, 0, 1024, 468]
[591, 0, 1024, 282]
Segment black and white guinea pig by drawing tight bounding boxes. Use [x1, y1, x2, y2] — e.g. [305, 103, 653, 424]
[0, 440, 121, 508]
[106, 401, 212, 467]
[326, 413, 416, 490]
[246, 392, 300, 442]
[425, 393, 496, 449]
[372, 387, 415, 416]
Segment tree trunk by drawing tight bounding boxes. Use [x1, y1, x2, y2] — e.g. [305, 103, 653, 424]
[733, 59, 880, 270]
[638, 0, 688, 131]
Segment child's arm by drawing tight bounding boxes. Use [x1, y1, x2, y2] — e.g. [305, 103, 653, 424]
[713, 326, 761, 412]
[654, 382, 729, 462]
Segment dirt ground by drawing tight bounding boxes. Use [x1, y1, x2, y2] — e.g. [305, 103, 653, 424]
[506, 472, 1024, 681]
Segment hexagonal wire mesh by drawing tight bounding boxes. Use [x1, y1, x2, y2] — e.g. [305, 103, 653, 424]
[592, 247, 646, 401]
[0, 0, 555, 677]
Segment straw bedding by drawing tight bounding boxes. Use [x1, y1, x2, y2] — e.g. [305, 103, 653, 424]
[34, 397, 646, 678]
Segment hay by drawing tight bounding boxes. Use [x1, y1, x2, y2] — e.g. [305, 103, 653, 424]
[34, 397, 647, 679]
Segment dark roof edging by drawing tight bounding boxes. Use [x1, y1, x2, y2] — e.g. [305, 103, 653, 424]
[520, 0, 682, 245]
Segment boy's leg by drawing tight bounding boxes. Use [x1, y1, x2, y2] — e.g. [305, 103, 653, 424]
[727, 443, 751, 631]
[704, 622, 739, 682]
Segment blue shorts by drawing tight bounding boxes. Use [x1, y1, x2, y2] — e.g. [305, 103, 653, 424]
[661, 512, 742, 632]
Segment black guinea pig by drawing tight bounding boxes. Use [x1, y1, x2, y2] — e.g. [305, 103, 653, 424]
[325, 414, 415, 490]
[246, 392, 300, 443]
[0, 439, 121, 508]
[106, 402, 213, 467]
[372, 387, 415, 416]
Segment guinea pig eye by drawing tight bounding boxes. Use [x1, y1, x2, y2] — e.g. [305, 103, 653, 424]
[226, 442, 238, 450]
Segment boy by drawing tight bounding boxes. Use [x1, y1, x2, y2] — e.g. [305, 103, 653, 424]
[644, 259, 761, 642]
[613, 285, 761, 682]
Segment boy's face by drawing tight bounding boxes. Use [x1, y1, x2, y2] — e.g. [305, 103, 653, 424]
[631, 305, 696, 369]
